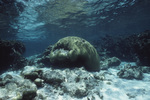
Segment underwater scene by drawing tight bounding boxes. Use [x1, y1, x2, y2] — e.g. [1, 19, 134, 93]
[0, 0, 150, 99]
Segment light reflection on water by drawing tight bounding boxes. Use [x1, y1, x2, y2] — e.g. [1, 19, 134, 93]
[1, 0, 150, 56]
[13, 0, 140, 40]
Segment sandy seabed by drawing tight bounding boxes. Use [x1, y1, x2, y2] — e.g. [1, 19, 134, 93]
[0, 62, 150, 100]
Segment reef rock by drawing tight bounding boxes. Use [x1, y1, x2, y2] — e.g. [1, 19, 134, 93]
[117, 64, 143, 80]
[37, 45, 52, 66]
[133, 30, 150, 66]
[0, 73, 37, 100]
[0, 40, 27, 72]
[42, 70, 65, 87]
[141, 66, 150, 73]
[19, 66, 104, 99]
[21, 66, 42, 81]
[49, 36, 100, 71]
[100, 57, 121, 70]
[93, 30, 150, 66]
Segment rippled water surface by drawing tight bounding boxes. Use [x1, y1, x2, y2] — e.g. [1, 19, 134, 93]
[0, 0, 150, 55]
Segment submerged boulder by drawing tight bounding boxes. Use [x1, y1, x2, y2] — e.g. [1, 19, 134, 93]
[42, 70, 65, 87]
[49, 36, 100, 71]
[133, 30, 150, 66]
[117, 64, 143, 80]
[0, 73, 37, 100]
[36, 45, 52, 66]
[0, 40, 27, 72]
[100, 57, 121, 70]
[141, 66, 150, 73]
[93, 30, 150, 66]
[19, 66, 104, 99]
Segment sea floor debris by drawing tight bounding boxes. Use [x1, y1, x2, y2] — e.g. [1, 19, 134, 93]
[0, 62, 150, 100]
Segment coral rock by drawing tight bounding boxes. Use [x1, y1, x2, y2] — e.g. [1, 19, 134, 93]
[0, 40, 27, 72]
[49, 36, 100, 71]
[117, 64, 143, 80]
[100, 57, 121, 70]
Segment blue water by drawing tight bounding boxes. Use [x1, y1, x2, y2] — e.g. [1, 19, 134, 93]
[0, 0, 150, 56]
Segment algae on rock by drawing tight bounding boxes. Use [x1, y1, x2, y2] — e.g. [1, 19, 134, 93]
[49, 36, 100, 71]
